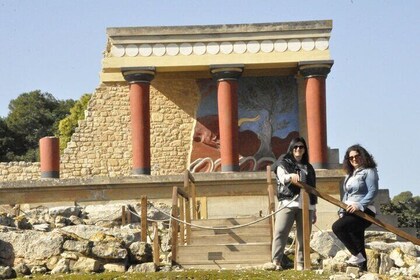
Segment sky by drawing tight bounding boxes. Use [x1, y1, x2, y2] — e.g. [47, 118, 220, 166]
[0, 0, 419, 198]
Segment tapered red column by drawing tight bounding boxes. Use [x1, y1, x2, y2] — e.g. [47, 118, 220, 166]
[299, 61, 333, 169]
[40, 136, 60, 178]
[122, 67, 155, 175]
[210, 65, 243, 172]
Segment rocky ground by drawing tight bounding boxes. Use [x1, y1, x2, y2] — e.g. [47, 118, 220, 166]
[0, 201, 418, 279]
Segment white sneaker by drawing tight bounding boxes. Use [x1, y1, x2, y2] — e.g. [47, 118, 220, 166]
[296, 263, 304, 271]
[272, 261, 283, 271]
[346, 253, 366, 265]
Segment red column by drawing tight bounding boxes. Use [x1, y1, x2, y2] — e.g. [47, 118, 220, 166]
[122, 67, 155, 175]
[299, 61, 333, 169]
[210, 65, 243, 172]
[40, 136, 60, 178]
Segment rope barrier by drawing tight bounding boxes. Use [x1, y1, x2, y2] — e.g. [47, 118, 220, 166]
[125, 195, 298, 230]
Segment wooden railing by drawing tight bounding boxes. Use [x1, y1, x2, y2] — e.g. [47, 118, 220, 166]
[268, 169, 420, 270]
[170, 185, 190, 265]
[170, 170, 201, 264]
[121, 195, 160, 265]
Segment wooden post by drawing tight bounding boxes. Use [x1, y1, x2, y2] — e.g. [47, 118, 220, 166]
[141, 196, 148, 242]
[266, 166, 276, 244]
[184, 170, 192, 244]
[171, 186, 179, 264]
[185, 195, 191, 245]
[179, 197, 185, 245]
[187, 171, 198, 220]
[153, 222, 160, 266]
[301, 188, 311, 270]
[122, 206, 126, 225]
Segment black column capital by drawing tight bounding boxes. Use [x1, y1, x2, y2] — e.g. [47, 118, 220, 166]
[298, 60, 334, 78]
[210, 64, 244, 81]
[122, 67, 156, 83]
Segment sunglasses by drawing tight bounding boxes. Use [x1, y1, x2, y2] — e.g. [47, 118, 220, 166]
[348, 154, 360, 161]
[293, 145, 305, 150]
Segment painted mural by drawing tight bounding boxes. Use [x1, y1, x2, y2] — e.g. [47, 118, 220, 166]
[190, 76, 299, 172]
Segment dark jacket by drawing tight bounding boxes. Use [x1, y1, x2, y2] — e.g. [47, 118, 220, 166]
[275, 157, 317, 205]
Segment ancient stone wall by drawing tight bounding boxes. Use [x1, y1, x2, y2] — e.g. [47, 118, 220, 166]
[0, 162, 40, 181]
[0, 78, 199, 181]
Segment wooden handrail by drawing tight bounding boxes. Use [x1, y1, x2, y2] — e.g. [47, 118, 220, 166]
[170, 183, 194, 265]
[294, 181, 420, 246]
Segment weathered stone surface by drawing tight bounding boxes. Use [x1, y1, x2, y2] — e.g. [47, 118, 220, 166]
[0, 266, 15, 279]
[310, 230, 344, 258]
[103, 263, 126, 272]
[390, 247, 406, 267]
[51, 258, 70, 274]
[63, 240, 91, 255]
[378, 253, 394, 275]
[366, 249, 380, 273]
[91, 241, 127, 260]
[129, 241, 153, 263]
[84, 204, 127, 225]
[0, 230, 63, 266]
[49, 206, 82, 218]
[72, 257, 102, 273]
[128, 262, 157, 272]
[13, 263, 30, 276]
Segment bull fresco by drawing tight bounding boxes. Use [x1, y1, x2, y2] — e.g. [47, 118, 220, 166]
[190, 76, 299, 172]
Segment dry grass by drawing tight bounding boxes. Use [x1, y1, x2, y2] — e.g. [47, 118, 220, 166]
[17, 269, 331, 280]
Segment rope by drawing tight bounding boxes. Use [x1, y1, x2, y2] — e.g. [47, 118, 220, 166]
[137, 195, 299, 230]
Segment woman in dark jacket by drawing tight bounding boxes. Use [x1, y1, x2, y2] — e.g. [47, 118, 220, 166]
[271, 137, 317, 270]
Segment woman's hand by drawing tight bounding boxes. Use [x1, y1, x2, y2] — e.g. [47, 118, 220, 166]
[312, 210, 317, 224]
[289, 173, 300, 184]
[346, 204, 359, 213]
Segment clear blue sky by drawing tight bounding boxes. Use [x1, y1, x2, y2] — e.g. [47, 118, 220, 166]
[1, 1, 419, 197]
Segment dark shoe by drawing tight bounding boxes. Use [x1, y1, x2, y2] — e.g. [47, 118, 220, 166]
[357, 261, 367, 272]
[281, 255, 294, 269]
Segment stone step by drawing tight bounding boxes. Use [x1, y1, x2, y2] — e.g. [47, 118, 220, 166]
[176, 243, 272, 269]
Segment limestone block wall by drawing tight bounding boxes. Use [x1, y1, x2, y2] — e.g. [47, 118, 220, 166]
[59, 78, 199, 178]
[0, 162, 40, 181]
[0, 78, 199, 181]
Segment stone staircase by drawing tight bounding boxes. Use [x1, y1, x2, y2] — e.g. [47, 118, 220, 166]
[175, 216, 272, 269]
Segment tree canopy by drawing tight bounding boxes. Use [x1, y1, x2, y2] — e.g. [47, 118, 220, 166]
[58, 94, 91, 151]
[381, 191, 420, 237]
[0, 90, 75, 161]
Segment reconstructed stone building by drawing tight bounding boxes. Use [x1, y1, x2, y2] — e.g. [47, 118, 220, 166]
[58, 20, 337, 178]
[0, 20, 347, 226]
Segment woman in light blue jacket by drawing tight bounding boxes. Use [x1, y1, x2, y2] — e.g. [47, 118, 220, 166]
[332, 144, 379, 271]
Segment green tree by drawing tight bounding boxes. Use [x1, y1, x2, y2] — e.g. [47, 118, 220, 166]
[381, 191, 420, 237]
[0, 117, 16, 161]
[58, 94, 91, 151]
[4, 90, 75, 161]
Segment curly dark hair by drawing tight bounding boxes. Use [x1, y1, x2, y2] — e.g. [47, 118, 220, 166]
[283, 137, 310, 164]
[343, 144, 377, 175]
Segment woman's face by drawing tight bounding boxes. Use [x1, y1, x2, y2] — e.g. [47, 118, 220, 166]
[348, 150, 361, 169]
[292, 141, 306, 162]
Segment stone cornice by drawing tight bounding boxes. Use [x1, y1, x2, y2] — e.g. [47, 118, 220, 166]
[107, 20, 332, 38]
[101, 20, 333, 83]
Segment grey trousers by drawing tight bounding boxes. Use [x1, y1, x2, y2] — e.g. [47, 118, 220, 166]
[271, 205, 314, 265]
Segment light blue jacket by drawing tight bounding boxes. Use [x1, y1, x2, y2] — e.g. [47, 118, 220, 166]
[341, 167, 379, 212]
